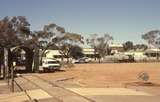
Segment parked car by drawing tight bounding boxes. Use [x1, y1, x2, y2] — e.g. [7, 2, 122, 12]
[133, 54, 148, 62]
[104, 53, 134, 63]
[75, 57, 92, 63]
[39, 58, 61, 72]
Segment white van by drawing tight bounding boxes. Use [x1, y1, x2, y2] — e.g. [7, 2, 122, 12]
[39, 58, 61, 72]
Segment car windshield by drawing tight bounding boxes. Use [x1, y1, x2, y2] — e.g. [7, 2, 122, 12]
[48, 61, 58, 64]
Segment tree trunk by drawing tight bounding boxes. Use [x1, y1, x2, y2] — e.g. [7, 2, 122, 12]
[0, 60, 1, 78]
[94, 51, 96, 61]
[157, 54, 159, 60]
[156, 50, 159, 61]
[67, 57, 69, 63]
[0, 49, 3, 78]
[98, 58, 101, 63]
[40, 50, 45, 65]
[61, 55, 64, 68]
[65, 53, 70, 64]
[33, 47, 39, 72]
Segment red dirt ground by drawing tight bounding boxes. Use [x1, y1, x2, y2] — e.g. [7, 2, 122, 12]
[38, 62, 160, 88]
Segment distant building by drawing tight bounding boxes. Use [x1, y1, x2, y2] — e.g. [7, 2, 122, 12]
[43, 48, 97, 61]
[43, 43, 124, 61]
[145, 48, 160, 57]
[82, 48, 97, 59]
[124, 48, 160, 61]
[109, 43, 124, 53]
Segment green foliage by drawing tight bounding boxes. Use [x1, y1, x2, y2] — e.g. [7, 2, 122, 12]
[134, 44, 148, 51]
[63, 32, 84, 44]
[0, 16, 35, 72]
[86, 34, 113, 59]
[57, 32, 84, 62]
[0, 16, 31, 48]
[0, 16, 84, 71]
[123, 41, 134, 51]
[69, 45, 84, 59]
[142, 30, 160, 48]
[32, 23, 66, 66]
[33, 23, 65, 50]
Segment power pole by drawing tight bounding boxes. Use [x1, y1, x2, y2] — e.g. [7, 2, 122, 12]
[0, 60, 1, 78]
[4, 48, 8, 82]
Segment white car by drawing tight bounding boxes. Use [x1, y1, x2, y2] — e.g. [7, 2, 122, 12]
[75, 57, 92, 63]
[134, 55, 148, 62]
[39, 58, 61, 72]
[104, 53, 134, 63]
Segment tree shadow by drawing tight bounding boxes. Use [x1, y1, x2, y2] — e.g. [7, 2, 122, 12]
[125, 82, 160, 87]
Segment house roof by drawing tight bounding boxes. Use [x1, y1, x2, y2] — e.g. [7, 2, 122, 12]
[145, 48, 160, 53]
[109, 43, 123, 47]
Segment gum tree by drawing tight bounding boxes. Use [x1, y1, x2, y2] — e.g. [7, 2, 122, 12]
[87, 34, 113, 62]
[0, 16, 32, 76]
[32, 23, 65, 70]
[142, 30, 160, 59]
[123, 41, 134, 51]
[57, 32, 84, 63]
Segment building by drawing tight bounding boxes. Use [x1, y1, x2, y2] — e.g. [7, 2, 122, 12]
[145, 48, 160, 58]
[43, 48, 96, 61]
[43, 43, 124, 61]
[82, 48, 96, 59]
[109, 43, 124, 53]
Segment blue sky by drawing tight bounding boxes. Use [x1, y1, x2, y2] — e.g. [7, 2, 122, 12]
[0, 0, 160, 44]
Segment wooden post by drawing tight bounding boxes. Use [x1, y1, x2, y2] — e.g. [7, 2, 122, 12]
[0, 64, 1, 78]
[11, 62, 16, 92]
[0, 57, 1, 78]
[11, 66, 14, 92]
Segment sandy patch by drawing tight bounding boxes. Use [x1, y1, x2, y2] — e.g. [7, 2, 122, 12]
[0, 83, 7, 86]
[27, 89, 52, 100]
[67, 88, 153, 96]
[0, 92, 28, 102]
